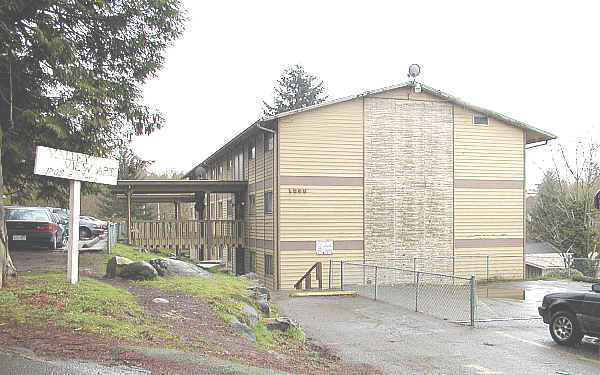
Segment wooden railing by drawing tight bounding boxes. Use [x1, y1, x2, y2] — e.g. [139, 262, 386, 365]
[294, 262, 323, 290]
[130, 219, 245, 259]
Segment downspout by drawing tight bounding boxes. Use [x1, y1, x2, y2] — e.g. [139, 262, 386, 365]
[256, 122, 277, 289]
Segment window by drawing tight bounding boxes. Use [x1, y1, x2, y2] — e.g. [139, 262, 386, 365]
[227, 159, 232, 170]
[210, 203, 215, 219]
[249, 195, 256, 215]
[264, 133, 273, 152]
[211, 247, 215, 257]
[219, 166, 223, 179]
[218, 202, 223, 218]
[264, 191, 273, 214]
[249, 251, 256, 273]
[473, 115, 489, 126]
[233, 151, 244, 180]
[227, 246, 233, 263]
[218, 245, 223, 260]
[264, 254, 274, 276]
[249, 142, 256, 160]
[227, 199, 232, 218]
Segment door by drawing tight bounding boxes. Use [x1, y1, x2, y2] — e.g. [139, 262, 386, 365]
[583, 292, 600, 334]
[235, 246, 245, 275]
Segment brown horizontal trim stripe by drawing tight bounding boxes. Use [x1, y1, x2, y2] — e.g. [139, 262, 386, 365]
[280, 240, 363, 251]
[334, 240, 363, 250]
[455, 238, 524, 248]
[280, 176, 363, 186]
[455, 179, 523, 189]
[247, 238, 256, 247]
[248, 179, 273, 192]
[248, 238, 274, 250]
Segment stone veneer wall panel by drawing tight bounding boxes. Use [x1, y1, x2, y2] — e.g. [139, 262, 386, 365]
[364, 98, 454, 270]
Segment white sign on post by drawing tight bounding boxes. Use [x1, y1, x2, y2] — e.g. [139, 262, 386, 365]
[316, 240, 334, 255]
[34, 146, 118, 284]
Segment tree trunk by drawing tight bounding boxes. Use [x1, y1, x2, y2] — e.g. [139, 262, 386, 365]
[0, 129, 17, 287]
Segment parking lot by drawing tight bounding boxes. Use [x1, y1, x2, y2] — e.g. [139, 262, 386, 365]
[273, 279, 600, 375]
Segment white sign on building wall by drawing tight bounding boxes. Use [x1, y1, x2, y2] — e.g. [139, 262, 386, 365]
[316, 240, 334, 255]
[34, 146, 119, 185]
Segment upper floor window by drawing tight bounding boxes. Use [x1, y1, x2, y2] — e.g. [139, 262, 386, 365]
[264, 133, 273, 152]
[249, 195, 256, 215]
[249, 142, 256, 160]
[227, 199, 232, 218]
[473, 115, 489, 126]
[218, 202, 223, 218]
[264, 191, 273, 214]
[264, 254, 274, 276]
[219, 165, 223, 178]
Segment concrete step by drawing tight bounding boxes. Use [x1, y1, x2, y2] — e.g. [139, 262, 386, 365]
[289, 290, 357, 297]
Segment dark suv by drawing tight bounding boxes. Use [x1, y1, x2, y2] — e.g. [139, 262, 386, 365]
[538, 283, 600, 345]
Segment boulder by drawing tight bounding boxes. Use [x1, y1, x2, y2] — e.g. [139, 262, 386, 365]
[119, 261, 158, 280]
[263, 317, 298, 332]
[152, 298, 169, 304]
[149, 258, 214, 278]
[229, 317, 256, 342]
[252, 293, 270, 316]
[241, 304, 259, 327]
[106, 256, 133, 278]
[247, 286, 271, 301]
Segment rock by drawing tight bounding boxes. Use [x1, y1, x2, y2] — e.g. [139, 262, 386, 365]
[243, 272, 258, 280]
[247, 286, 271, 301]
[229, 317, 256, 342]
[241, 304, 259, 327]
[263, 317, 298, 332]
[196, 262, 220, 270]
[256, 295, 270, 316]
[106, 256, 134, 278]
[119, 261, 158, 280]
[152, 298, 169, 304]
[149, 258, 214, 278]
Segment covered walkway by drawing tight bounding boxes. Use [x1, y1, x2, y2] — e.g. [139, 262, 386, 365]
[113, 179, 248, 261]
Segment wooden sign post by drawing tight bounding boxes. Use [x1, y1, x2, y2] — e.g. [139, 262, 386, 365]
[34, 146, 118, 284]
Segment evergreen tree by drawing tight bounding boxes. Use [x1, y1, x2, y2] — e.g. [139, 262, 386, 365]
[98, 150, 154, 220]
[0, 1, 186, 286]
[263, 64, 328, 117]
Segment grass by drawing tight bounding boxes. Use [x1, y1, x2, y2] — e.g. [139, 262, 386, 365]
[109, 243, 177, 262]
[0, 272, 172, 343]
[137, 269, 254, 321]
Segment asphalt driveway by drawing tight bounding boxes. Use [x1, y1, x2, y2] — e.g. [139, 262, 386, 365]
[273, 280, 600, 375]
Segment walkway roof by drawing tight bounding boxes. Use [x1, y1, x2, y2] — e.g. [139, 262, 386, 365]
[114, 180, 247, 195]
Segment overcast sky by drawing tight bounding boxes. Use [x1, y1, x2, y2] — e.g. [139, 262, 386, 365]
[133, 0, 600, 189]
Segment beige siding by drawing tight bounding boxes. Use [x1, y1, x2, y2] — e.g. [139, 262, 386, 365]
[453, 247, 524, 280]
[280, 186, 363, 241]
[279, 99, 363, 177]
[454, 106, 524, 180]
[278, 99, 364, 289]
[280, 250, 362, 290]
[453, 105, 525, 279]
[454, 189, 524, 239]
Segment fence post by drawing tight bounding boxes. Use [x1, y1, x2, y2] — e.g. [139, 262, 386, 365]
[329, 259, 332, 290]
[470, 275, 476, 327]
[415, 272, 420, 312]
[486, 255, 490, 282]
[340, 261, 344, 291]
[567, 255, 571, 278]
[413, 257, 417, 284]
[374, 266, 378, 301]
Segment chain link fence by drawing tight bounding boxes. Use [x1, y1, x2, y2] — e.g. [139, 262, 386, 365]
[336, 261, 476, 325]
[106, 222, 125, 253]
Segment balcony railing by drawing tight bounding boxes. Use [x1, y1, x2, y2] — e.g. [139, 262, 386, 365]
[130, 219, 245, 260]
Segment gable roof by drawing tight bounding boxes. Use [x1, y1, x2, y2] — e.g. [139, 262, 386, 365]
[185, 81, 556, 178]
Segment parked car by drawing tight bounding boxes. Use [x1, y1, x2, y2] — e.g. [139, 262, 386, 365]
[79, 216, 104, 238]
[81, 216, 107, 230]
[538, 283, 600, 345]
[6, 206, 65, 250]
